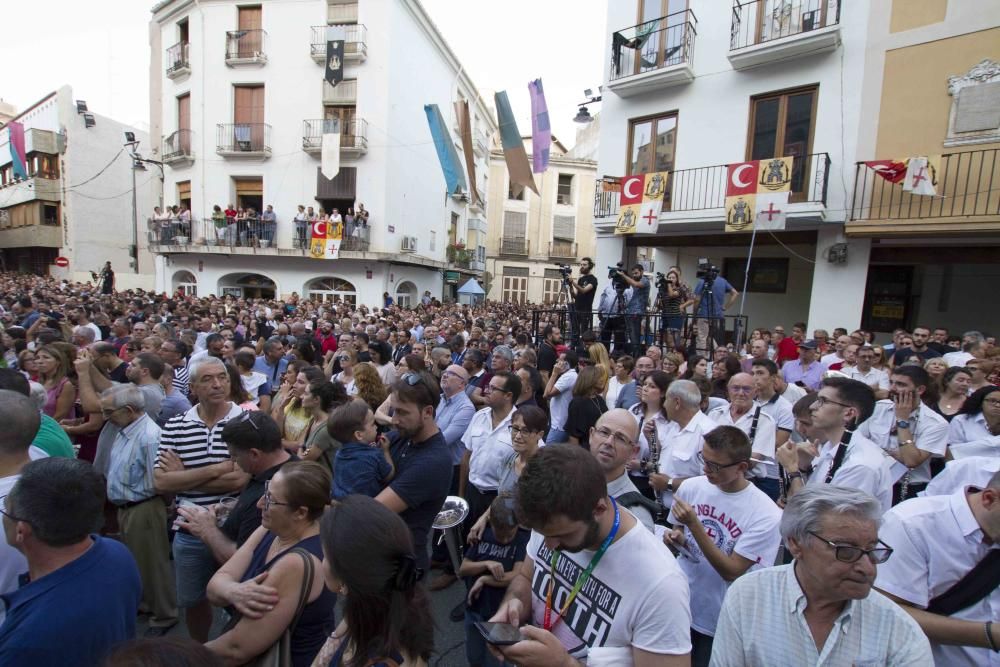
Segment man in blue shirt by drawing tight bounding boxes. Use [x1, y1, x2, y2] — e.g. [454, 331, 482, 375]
[781, 339, 826, 391]
[615, 264, 651, 357]
[252, 337, 289, 393]
[693, 266, 739, 355]
[0, 458, 142, 665]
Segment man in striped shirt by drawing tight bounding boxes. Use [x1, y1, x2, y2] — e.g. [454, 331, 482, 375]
[154, 357, 248, 642]
[159, 338, 190, 397]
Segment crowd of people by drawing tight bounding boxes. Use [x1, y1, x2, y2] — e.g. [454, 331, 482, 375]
[148, 203, 372, 250]
[0, 267, 997, 667]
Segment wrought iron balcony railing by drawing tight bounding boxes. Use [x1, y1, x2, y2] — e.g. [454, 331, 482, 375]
[216, 123, 271, 156]
[500, 238, 529, 256]
[162, 129, 194, 162]
[610, 9, 697, 81]
[310, 24, 368, 61]
[165, 41, 190, 76]
[302, 118, 368, 154]
[730, 0, 841, 51]
[225, 29, 267, 63]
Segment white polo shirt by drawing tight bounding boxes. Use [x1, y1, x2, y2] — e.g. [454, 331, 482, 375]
[876, 488, 1000, 667]
[806, 432, 894, 513]
[707, 404, 777, 479]
[657, 411, 717, 507]
[921, 456, 1000, 497]
[548, 369, 577, 432]
[461, 406, 515, 492]
[857, 402, 949, 485]
[844, 365, 890, 391]
[948, 413, 1000, 458]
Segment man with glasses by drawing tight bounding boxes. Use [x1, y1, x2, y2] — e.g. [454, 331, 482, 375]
[875, 470, 1000, 665]
[664, 425, 782, 666]
[708, 373, 779, 500]
[0, 458, 144, 666]
[652, 379, 718, 510]
[845, 345, 889, 399]
[711, 486, 931, 666]
[781, 339, 825, 391]
[776, 377, 893, 512]
[100, 384, 177, 636]
[589, 408, 656, 532]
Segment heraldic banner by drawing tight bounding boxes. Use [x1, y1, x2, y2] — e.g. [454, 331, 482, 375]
[725, 156, 793, 233]
[615, 171, 669, 235]
[309, 219, 343, 260]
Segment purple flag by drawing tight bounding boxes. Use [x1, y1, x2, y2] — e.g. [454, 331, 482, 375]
[528, 79, 551, 174]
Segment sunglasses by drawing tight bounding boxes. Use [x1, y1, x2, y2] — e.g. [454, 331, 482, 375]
[696, 451, 747, 474]
[233, 410, 259, 431]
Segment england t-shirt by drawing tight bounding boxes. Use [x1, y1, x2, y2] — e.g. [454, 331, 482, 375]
[526, 519, 692, 661]
[667, 476, 782, 635]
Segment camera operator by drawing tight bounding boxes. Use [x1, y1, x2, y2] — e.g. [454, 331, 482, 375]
[614, 264, 650, 357]
[566, 257, 598, 344]
[655, 267, 693, 351]
[692, 259, 739, 355]
[597, 278, 631, 354]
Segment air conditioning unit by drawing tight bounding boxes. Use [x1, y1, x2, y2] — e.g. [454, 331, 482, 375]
[401, 236, 417, 252]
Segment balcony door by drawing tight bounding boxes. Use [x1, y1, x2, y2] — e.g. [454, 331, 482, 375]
[748, 86, 817, 201]
[234, 85, 265, 150]
[627, 112, 677, 209]
[324, 105, 356, 147]
[178, 94, 191, 154]
[636, 0, 688, 74]
[236, 6, 262, 57]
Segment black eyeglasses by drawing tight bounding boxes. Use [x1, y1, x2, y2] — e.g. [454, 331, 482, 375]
[808, 531, 893, 564]
[262, 481, 291, 512]
[696, 451, 748, 474]
[814, 395, 852, 409]
[0, 495, 25, 523]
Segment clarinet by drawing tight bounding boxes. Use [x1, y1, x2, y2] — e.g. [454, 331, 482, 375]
[647, 419, 667, 521]
[823, 428, 854, 484]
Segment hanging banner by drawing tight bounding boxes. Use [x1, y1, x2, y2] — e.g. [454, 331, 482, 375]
[903, 155, 939, 196]
[725, 194, 756, 233]
[754, 191, 790, 231]
[495, 91, 538, 197]
[424, 104, 468, 195]
[727, 160, 759, 197]
[454, 99, 482, 206]
[528, 78, 551, 174]
[615, 171, 668, 235]
[8, 121, 27, 180]
[325, 26, 345, 87]
[757, 156, 793, 192]
[321, 117, 341, 180]
[725, 156, 793, 232]
[865, 159, 908, 183]
[309, 219, 342, 259]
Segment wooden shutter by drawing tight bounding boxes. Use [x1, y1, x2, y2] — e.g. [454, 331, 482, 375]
[238, 6, 262, 30]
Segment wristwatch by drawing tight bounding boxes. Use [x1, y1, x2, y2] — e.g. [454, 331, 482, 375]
[665, 478, 675, 493]
[895, 419, 911, 430]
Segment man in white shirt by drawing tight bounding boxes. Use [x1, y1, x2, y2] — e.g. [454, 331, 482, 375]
[775, 371, 807, 404]
[708, 373, 779, 501]
[844, 345, 889, 399]
[857, 365, 948, 504]
[0, 391, 42, 595]
[875, 474, 1000, 667]
[777, 377, 893, 513]
[820, 335, 851, 369]
[490, 444, 692, 666]
[543, 350, 578, 444]
[665, 426, 782, 665]
[711, 486, 932, 666]
[943, 332, 985, 367]
[651, 379, 717, 509]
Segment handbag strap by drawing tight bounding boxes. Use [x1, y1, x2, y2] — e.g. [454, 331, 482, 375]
[285, 547, 315, 636]
[925, 549, 1000, 616]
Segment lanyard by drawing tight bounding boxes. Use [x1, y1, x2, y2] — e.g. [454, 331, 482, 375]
[543, 497, 620, 632]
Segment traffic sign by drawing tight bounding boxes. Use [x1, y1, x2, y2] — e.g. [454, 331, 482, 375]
[54, 257, 69, 268]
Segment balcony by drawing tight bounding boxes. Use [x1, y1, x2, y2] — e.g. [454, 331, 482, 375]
[216, 123, 271, 158]
[165, 41, 190, 78]
[0, 175, 61, 208]
[607, 10, 697, 98]
[148, 217, 372, 255]
[849, 149, 1000, 235]
[500, 238, 529, 256]
[593, 152, 831, 231]
[302, 119, 368, 158]
[728, 0, 841, 71]
[549, 240, 578, 259]
[310, 25, 368, 63]
[162, 129, 194, 165]
[474, 128, 490, 155]
[467, 218, 487, 234]
[323, 78, 357, 105]
[225, 30, 267, 66]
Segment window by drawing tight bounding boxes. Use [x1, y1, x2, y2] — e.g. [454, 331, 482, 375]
[557, 174, 574, 205]
[449, 212, 459, 246]
[323, 105, 357, 147]
[502, 267, 529, 304]
[628, 112, 677, 174]
[234, 85, 265, 149]
[328, 0, 358, 24]
[42, 204, 59, 226]
[543, 269, 568, 304]
[552, 215, 575, 241]
[396, 281, 417, 308]
[430, 231, 437, 252]
[306, 277, 357, 305]
[176, 181, 192, 210]
[502, 211, 527, 255]
[232, 177, 261, 211]
[749, 85, 817, 199]
[635, 0, 690, 74]
[507, 180, 524, 200]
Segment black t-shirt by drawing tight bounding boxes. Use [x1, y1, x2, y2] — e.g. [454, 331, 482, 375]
[891, 346, 941, 366]
[567, 395, 608, 447]
[463, 525, 530, 616]
[221, 455, 297, 547]
[537, 342, 557, 374]
[574, 274, 598, 312]
[386, 430, 453, 572]
[108, 363, 129, 384]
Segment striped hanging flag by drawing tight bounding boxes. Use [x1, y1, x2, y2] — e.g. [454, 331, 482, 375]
[495, 91, 538, 197]
[528, 79, 551, 174]
[454, 99, 482, 206]
[424, 104, 468, 195]
[8, 121, 28, 180]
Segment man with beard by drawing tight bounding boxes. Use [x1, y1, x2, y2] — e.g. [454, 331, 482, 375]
[567, 257, 598, 345]
[489, 444, 692, 665]
[375, 371, 453, 576]
[536, 325, 562, 384]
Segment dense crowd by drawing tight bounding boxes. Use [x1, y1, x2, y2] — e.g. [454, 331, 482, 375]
[0, 268, 997, 667]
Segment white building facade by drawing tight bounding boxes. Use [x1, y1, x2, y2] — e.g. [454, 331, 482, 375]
[148, 0, 494, 306]
[0, 86, 155, 289]
[594, 0, 870, 336]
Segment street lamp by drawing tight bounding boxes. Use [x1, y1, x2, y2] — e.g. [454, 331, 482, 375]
[573, 88, 603, 124]
[124, 135, 164, 274]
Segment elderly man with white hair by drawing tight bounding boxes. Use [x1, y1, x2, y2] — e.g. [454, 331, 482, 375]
[710, 486, 932, 666]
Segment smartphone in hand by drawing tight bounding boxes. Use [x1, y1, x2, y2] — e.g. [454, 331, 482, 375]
[474, 622, 523, 646]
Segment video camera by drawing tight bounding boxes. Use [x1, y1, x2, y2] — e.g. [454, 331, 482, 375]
[607, 262, 627, 291]
[696, 258, 719, 284]
[555, 264, 573, 281]
[655, 271, 670, 291]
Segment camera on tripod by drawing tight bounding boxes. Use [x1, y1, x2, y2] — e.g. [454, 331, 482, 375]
[696, 258, 719, 285]
[608, 262, 627, 291]
[555, 264, 573, 281]
[655, 271, 670, 291]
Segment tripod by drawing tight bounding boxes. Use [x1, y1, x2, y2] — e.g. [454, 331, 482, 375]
[559, 277, 576, 346]
[690, 277, 721, 359]
[600, 287, 630, 354]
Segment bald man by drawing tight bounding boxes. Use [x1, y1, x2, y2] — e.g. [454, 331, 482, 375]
[590, 408, 657, 532]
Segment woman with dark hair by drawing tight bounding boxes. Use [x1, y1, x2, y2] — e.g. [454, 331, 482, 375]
[206, 461, 335, 667]
[36, 343, 76, 421]
[627, 370, 673, 500]
[709, 354, 742, 399]
[681, 354, 708, 380]
[368, 341, 395, 386]
[931, 366, 972, 421]
[299, 380, 350, 470]
[948, 385, 1000, 459]
[395, 353, 426, 377]
[275, 367, 327, 453]
[224, 362, 256, 409]
[566, 365, 609, 449]
[313, 495, 434, 667]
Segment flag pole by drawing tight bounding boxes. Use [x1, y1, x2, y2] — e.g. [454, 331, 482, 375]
[736, 226, 757, 351]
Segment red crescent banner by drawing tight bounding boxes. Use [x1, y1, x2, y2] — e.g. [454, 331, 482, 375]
[726, 161, 759, 197]
[620, 174, 645, 205]
[865, 160, 908, 184]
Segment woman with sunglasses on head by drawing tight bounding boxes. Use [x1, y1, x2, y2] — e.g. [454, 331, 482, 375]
[206, 461, 336, 667]
[312, 495, 434, 667]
